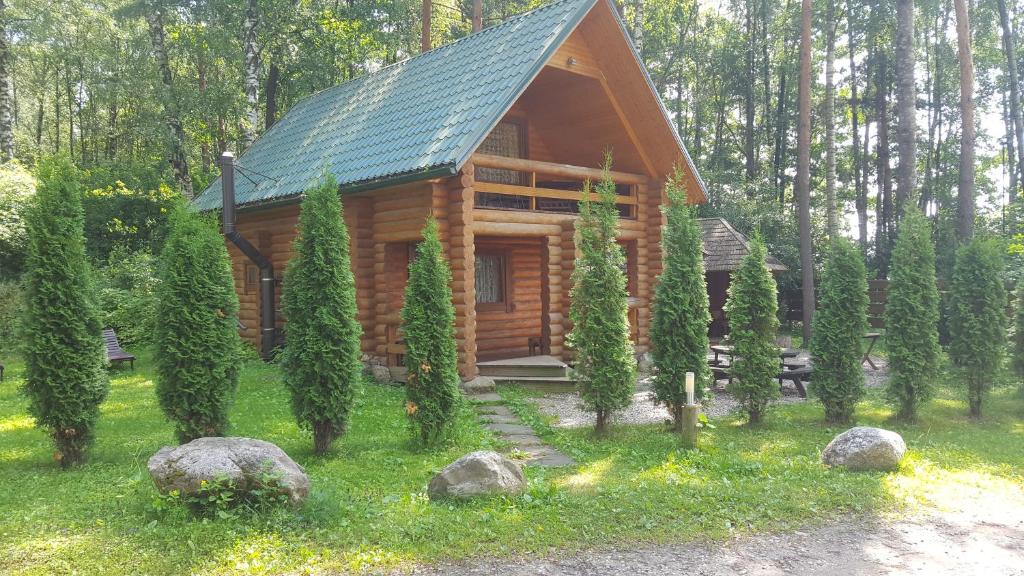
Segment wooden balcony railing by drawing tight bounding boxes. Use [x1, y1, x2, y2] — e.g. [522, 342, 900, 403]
[471, 154, 644, 218]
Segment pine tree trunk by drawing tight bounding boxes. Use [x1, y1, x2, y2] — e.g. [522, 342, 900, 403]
[849, 0, 867, 253]
[998, 0, 1024, 203]
[744, 1, 756, 184]
[0, 0, 13, 162]
[875, 49, 892, 277]
[242, 0, 259, 149]
[954, 0, 975, 242]
[797, 0, 814, 344]
[265, 62, 279, 130]
[146, 3, 193, 198]
[895, 0, 916, 220]
[825, 0, 837, 236]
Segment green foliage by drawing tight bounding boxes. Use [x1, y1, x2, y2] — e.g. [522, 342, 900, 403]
[725, 234, 780, 425]
[155, 206, 241, 442]
[885, 207, 942, 421]
[82, 181, 179, 264]
[0, 280, 23, 354]
[948, 238, 1007, 418]
[402, 217, 461, 445]
[810, 238, 868, 424]
[651, 169, 711, 429]
[1013, 286, 1024, 389]
[280, 177, 363, 455]
[20, 156, 109, 467]
[567, 157, 636, 435]
[0, 161, 36, 279]
[96, 246, 160, 349]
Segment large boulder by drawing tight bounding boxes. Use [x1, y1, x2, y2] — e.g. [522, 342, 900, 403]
[822, 426, 907, 471]
[148, 437, 310, 503]
[428, 451, 525, 500]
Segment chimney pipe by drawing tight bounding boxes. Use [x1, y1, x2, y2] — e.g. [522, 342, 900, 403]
[220, 152, 276, 360]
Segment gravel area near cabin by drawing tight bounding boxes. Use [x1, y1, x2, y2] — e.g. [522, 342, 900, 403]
[534, 354, 889, 428]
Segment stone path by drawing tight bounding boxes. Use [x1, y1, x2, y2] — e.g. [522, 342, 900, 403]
[465, 384, 575, 468]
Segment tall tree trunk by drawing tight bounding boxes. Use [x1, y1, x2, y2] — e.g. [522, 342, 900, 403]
[824, 0, 837, 236]
[875, 50, 893, 277]
[954, 0, 975, 242]
[472, 0, 482, 32]
[797, 0, 814, 344]
[998, 0, 1024, 203]
[421, 0, 431, 53]
[849, 0, 867, 253]
[242, 0, 259, 149]
[54, 69, 60, 152]
[265, 62, 279, 130]
[35, 96, 44, 148]
[146, 3, 193, 198]
[1006, 89, 1019, 203]
[198, 61, 211, 172]
[0, 0, 13, 162]
[633, 0, 644, 56]
[895, 0, 916, 220]
[744, 1, 756, 184]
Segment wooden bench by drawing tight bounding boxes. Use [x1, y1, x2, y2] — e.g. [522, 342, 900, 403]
[778, 366, 812, 398]
[103, 329, 135, 370]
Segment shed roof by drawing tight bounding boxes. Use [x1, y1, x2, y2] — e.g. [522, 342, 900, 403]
[699, 217, 788, 273]
[193, 0, 706, 211]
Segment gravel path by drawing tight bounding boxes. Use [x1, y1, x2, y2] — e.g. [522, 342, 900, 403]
[536, 354, 888, 428]
[407, 487, 1024, 576]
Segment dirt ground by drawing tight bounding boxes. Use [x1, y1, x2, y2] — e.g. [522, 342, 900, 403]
[407, 471, 1024, 576]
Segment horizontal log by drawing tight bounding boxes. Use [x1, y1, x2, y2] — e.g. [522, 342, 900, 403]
[472, 221, 563, 236]
[472, 153, 647, 185]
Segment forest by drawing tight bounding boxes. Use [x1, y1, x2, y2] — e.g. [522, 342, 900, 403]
[0, 0, 1022, 302]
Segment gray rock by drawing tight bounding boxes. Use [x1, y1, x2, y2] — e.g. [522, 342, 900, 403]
[428, 450, 525, 500]
[148, 437, 310, 503]
[371, 364, 393, 384]
[822, 426, 907, 471]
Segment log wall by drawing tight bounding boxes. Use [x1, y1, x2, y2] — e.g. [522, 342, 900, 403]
[475, 236, 544, 360]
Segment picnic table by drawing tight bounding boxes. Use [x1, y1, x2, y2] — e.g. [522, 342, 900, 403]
[710, 344, 799, 363]
[862, 332, 881, 369]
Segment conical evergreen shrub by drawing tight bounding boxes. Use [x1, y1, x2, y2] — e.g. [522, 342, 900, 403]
[810, 238, 868, 424]
[1013, 287, 1024, 395]
[949, 238, 1006, 419]
[567, 157, 636, 436]
[155, 206, 241, 442]
[280, 177, 363, 455]
[402, 217, 461, 445]
[724, 234, 779, 425]
[21, 157, 109, 468]
[651, 169, 711, 431]
[885, 206, 941, 422]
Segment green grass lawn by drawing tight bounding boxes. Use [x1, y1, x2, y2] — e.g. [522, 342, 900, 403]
[1, 352, 1022, 575]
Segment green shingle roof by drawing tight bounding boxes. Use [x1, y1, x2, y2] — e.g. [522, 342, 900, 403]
[193, 0, 597, 211]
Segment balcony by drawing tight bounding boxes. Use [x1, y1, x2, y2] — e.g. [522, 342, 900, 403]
[471, 154, 644, 219]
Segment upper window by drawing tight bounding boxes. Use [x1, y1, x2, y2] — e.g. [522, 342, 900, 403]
[477, 120, 526, 185]
[475, 251, 510, 311]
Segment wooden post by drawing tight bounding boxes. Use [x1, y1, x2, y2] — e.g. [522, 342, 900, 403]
[681, 404, 700, 449]
[448, 165, 477, 378]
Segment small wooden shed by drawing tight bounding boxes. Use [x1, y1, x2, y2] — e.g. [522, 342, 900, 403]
[698, 218, 788, 339]
[195, 0, 709, 379]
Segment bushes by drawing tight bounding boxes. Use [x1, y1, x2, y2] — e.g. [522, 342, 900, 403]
[725, 235, 779, 425]
[155, 206, 242, 442]
[651, 169, 711, 430]
[810, 238, 868, 424]
[567, 159, 636, 436]
[885, 207, 941, 422]
[0, 280, 23, 354]
[280, 177, 363, 455]
[21, 157, 109, 467]
[402, 217, 461, 445]
[948, 238, 1006, 418]
[0, 161, 35, 279]
[1013, 286, 1024, 392]
[96, 246, 160, 349]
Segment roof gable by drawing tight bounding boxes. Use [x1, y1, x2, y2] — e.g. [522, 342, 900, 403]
[194, 0, 595, 210]
[699, 218, 788, 272]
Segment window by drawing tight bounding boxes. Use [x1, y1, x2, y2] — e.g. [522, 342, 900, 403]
[475, 251, 510, 311]
[477, 120, 527, 185]
[244, 264, 259, 294]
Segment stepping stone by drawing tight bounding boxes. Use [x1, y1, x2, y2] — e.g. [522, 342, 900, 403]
[480, 414, 520, 425]
[518, 445, 576, 467]
[468, 392, 502, 403]
[485, 423, 534, 435]
[503, 434, 544, 447]
[474, 405, 514, 417]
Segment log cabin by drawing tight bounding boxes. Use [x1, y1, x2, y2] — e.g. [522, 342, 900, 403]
[193, 0, 709, 381]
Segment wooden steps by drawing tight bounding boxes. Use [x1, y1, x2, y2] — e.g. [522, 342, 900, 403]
[477, 355, 575, 390]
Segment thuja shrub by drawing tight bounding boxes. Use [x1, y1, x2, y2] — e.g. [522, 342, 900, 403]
[810, 238, 868, 424]
[885, 206, 941, 422]
[402, 217, 461, 445]
[567, 156, 636, 436]
[949, 238, 1007, 419]
[155, 206, 241, 442]
[651, 168, 711, 431]
[280, 177, 363, 455]
[21, 156, 109, 467]
[1013, 286, 1024, 394]
[724, 234, 779, 425]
